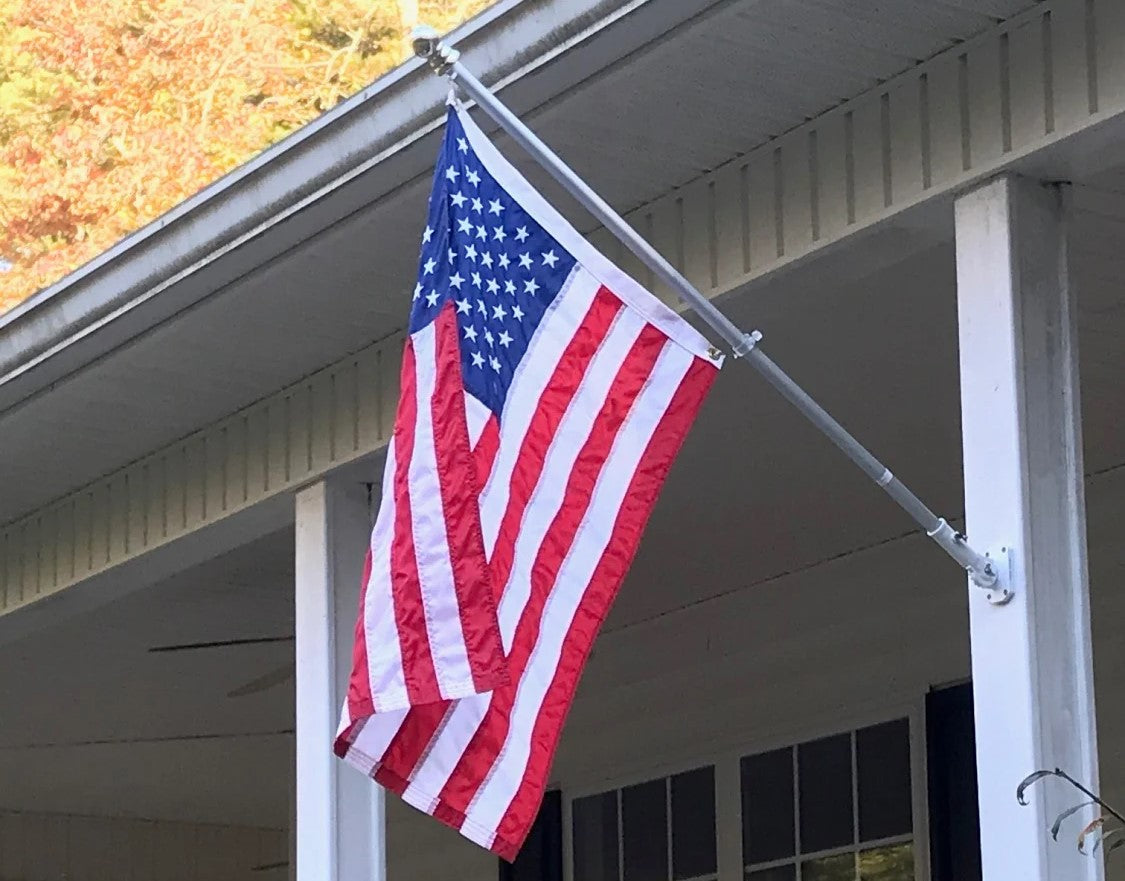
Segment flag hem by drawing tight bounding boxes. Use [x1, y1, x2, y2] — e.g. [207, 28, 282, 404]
[338, 745, 524, 860]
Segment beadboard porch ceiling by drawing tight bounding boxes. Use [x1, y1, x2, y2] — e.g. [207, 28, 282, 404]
[0, 0, 1042, 526]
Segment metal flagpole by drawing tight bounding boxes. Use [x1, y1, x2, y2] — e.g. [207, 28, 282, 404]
[409, 27, 1009, 601]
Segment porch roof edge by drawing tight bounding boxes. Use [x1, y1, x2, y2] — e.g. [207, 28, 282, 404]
[0, 0, 646, 405]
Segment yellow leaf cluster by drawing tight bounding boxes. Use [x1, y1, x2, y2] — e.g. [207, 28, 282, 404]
[0, 0, 492, 314]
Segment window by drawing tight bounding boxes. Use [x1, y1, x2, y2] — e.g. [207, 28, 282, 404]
[742, 720, 915, 881]
[572, 766, 717, 881]
[568, 718, 917, 881]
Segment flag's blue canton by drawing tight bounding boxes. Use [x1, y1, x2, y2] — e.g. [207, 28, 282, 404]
[409, 110, 577, 418]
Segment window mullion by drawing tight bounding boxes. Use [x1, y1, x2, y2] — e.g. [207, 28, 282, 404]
[667, 777, 674, 881]
[562, 795, 574, 881]
[715, 756, 742, 881]
[792, 746, 801, 881]
[851, 729, 860, 880]
[617, 789, 624, 881]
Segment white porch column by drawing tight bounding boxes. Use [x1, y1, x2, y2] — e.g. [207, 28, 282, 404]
[295, 479, 387, 881]
[955, 175, 1100, 881]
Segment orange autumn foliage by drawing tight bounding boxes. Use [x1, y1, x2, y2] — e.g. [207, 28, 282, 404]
[0, 0, 491, 314]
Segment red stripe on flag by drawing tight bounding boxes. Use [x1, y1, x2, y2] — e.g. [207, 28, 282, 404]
[391, 339, 443, 707]
[375, 701, 452, 792]
[473, 414, 500, 491]
[489, 354, 718, 860]
[344, 546, 376, 722]
[436, 325, 669, 818]
[373, 289, 621, 786]
[430, 302, 507, 695]
[488, 287, 621, 593]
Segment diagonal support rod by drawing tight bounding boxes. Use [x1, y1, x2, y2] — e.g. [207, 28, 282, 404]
[409, 26, 1005, 598]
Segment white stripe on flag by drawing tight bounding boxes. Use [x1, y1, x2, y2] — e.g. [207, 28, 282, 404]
[347, 706, 409, 771]
[407, 320, 473, 699]
[495, 305, 642, 645]
[342, 270, 598, 774]
[364, 438, 408, 708]
[480, 267, 599, 555]
[464, 341, 693, 844]
[401, 302, 644, 806]
[465, 393, 492, 449]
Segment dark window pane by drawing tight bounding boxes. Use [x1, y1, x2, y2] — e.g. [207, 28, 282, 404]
[573, 791, 619, 881]
[504, 790, 562, 881]
[742, 748, 795, 863]
[802, 853, 856, 881]
[671, 767, 716, 879]
[746, 866, 796, 881]
[926, 683, 981, 881]
[857, 720, 912, 841]
[623, 779, 668, 881]
[798, 734, 854, 853]
[859, 844, 914, 881]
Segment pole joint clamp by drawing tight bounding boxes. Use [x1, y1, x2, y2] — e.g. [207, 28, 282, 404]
[732, 330, 763, 358]
[929, 518, 1012, 604]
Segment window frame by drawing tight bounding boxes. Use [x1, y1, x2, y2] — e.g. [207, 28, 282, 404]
[561, 698, 930, 881]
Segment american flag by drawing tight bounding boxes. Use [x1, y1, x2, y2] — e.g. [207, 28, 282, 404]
[334, 101, 722, 859]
